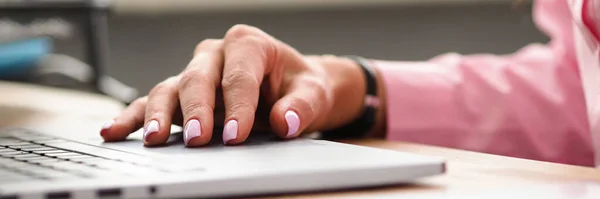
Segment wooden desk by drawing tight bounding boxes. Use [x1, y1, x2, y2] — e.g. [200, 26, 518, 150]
[1, 81, 599, 198]
[0, 81, 124, 136]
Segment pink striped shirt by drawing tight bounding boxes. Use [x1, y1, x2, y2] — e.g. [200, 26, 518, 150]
[374, 0, 600, 167]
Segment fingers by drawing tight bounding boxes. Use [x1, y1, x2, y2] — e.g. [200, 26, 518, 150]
[179, 39, 224, 147]
[221, 25, 279, 145]
[102, 24, 314, 146]
[270, 76, 332, 139]
[143, 76, 180, 146]
[100, 97, 147, 142]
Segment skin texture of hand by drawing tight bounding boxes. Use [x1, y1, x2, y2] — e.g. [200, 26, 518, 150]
[99, 24, 387, 147]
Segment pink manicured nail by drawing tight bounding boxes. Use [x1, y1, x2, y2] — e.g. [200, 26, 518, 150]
[100, 120, 114, 137]
[285, 111, 300, 137]
[144, 120, 159, 141]
[223, 120, 238, 144]
[102, 120, 115, 130]
[184, 119, 202, 145]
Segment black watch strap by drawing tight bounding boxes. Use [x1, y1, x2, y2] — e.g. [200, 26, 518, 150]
[320, 55, 379, 140]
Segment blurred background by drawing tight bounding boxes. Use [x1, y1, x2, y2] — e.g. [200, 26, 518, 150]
[1, 0, 544, 101]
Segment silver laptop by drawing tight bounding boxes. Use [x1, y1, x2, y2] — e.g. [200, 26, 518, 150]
[0, 127, 445, 199]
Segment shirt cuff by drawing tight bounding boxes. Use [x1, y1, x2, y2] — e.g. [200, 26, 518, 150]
[372, 60, 467, 144]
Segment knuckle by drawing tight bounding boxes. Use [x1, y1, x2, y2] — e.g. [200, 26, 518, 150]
[179, 69, 214, 90]
[305, 78, 330, 103]
[149, 83, 167, 97]
[144, 101, 167, 119]
[182, 102, 213, 119]
[221, 69, 259, 90]
[312, 82, 329, 105]
[238, 35, 266, 47]
[130, 96, 148, 108]
[165, 76, 180, 84]
[149, 76, 178, 95]
[195, 39, 222, 52]
[225, 26, 270, 49]
[234, 35, 271, 55]
[225, 24, 257, 40]
[295, 79, 329, 118]
[228, 102, 256, 116]
[294, 97, 316, 120]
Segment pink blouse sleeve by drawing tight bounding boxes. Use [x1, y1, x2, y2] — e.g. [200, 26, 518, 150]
[373, 44, 595, 166]
[370, 0, 599, 167]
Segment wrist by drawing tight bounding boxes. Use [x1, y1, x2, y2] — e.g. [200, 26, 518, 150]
[368, 60, 387, 138]
[311, 55, 366, 132]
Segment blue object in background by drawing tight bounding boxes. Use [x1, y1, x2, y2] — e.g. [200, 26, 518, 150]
[0, 37, 52, 78]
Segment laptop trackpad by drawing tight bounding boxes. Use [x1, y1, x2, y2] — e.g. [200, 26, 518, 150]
[94, 130, 321, 158]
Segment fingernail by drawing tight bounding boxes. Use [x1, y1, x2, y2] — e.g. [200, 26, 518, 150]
[102, 120, 115, 130]
[223, 120, 238, 144]
[100, 120, 114, 137]
[184, 119, 202, 145]
[285, 111, 300, 137]
[144, 120, 159, 141]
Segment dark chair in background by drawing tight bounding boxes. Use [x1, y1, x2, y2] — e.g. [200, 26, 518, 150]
[0, 0, 137, 104]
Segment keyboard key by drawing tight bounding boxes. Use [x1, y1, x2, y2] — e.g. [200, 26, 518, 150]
[1, 129, 166, 180]
[0, 151, 29, 157]
[15, 155, 53, 161]
[13, 153, 39, 158]
[42, 152, 73, 157]
[13, 146, 50, 151]
[56, 155, 95, 161]
[24, 147, 58, 152]
[13, 154, 41, 160]
[34, 150, 69, 155]
[50, 152, 85, 157]
[0, 157, 22, 163]
[0, 148, 15, 153]
[7, 144, 42, 150]
[24, 156, 62, 163]
[64, 155, 97, 160]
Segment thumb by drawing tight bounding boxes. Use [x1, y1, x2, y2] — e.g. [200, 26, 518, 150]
[269, 77, 332, 139]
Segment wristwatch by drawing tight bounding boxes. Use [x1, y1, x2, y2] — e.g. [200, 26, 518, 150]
[320, 55, 380, 140]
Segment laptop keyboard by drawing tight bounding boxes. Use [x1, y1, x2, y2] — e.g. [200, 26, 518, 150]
[0, 129, 179, 183]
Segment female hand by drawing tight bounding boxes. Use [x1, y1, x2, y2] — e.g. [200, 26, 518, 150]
[99, 24, 384, 147]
